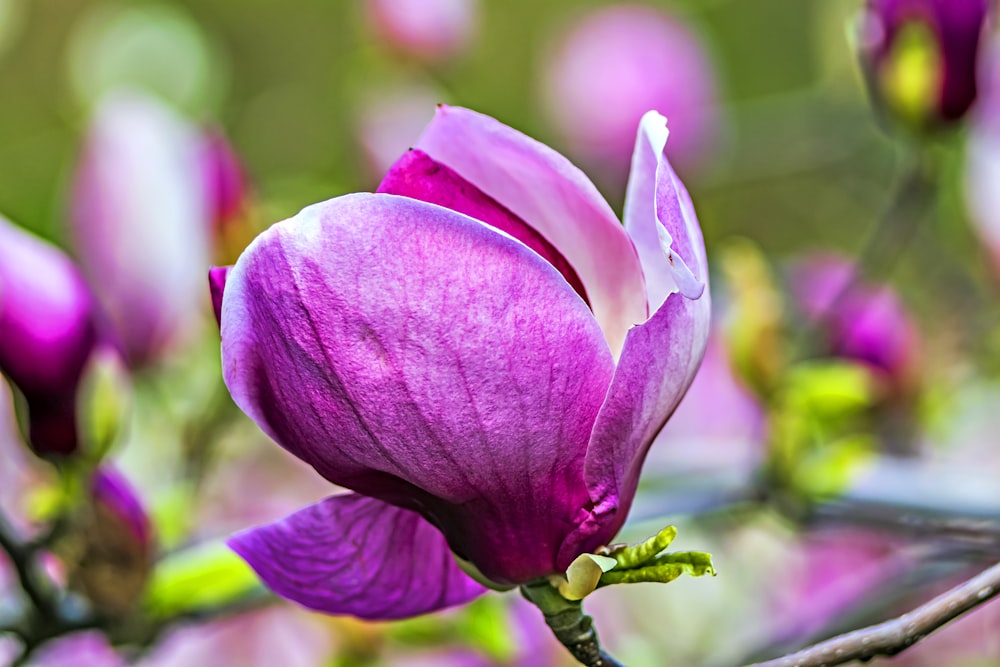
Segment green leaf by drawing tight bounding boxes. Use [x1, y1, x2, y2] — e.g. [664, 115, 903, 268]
[144, 539, 262, 618]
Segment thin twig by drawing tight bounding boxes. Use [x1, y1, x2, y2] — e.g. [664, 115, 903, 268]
[745, 560, 1000, 667]
[0, 509, 56, 618]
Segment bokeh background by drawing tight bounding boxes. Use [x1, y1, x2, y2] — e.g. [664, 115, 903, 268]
[3, 0, 1000, 665]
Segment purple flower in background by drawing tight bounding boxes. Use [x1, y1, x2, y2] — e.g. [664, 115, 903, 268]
[365, 0, 477, 62]
[861, 0, 989, 125]
[789, 254, 918, 380]
[0, 215, 98, 457]
[70, 467, 154, 614]
[199, 127, 248, 232]
[541, 4, 720, 186]
[217, 106, 710, 619]
[70, 90, 213, 365]
[966, 37, 1000, 268]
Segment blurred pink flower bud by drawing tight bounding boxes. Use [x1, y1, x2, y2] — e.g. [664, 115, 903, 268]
[67, 467, 154, 614]
[965, 38, 1000, 268]
[198, 127, 248, 232]
[541, 4, 720, 187]
[789, 254, 918, 382]
[70, 90, 213, 365]
[859, 0, 988, 128]
[356, 83, 440, 182]
[0, 215, 98, 457]
[365, 0, 478, 62]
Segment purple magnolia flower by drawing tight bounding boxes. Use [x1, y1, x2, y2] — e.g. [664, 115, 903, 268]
[789, 254, 918, 380]
[0, 215, 98, 456]
[541, 4, 720, 186]
[70, 90, 213, 365]
[217, 106, 710, 619]
[861, 0, 989, 124]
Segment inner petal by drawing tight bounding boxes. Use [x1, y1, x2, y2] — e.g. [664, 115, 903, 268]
[377, 149, 590, 307]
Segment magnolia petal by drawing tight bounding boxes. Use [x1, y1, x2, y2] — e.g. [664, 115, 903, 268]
[221, 193, 615, 584]
[415, 105, 647, 358]
[574, 291, 710, 557]
[229, 493, 486, 619]
[377, 149, 589, 304]
[623, 110, 707, 311]
[208, 265, 231, 328]
[574, 119, 711, 553]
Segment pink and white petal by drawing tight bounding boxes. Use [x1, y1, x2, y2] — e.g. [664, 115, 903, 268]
[229, 493, 486, 620]
[415, 105, 646, 358]
[222, 193, 615, 583]
[574, 120, 711, 552]
[623, 111, 707, 311]
[377, 149, 589, 303]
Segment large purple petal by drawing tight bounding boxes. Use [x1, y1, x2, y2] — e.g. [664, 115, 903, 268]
[221, 193, 615, 584]
[229, 493, 486, 619]
[572, 115, 711, 555]
[415, 105, 647, 357]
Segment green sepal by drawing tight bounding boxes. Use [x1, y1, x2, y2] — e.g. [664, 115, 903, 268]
[609, 525, 677, 569]
[599, 551, 716, 587]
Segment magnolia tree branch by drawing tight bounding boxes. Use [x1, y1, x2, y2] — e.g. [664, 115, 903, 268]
[745, 560, 1000, 667]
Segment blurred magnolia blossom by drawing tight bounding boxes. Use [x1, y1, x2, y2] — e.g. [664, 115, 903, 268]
[788, 253, 919, 385]
[356, 82, 442, 182]
[27, 632, 127, 667]
[647, 335, 765, 474]
[364, 0, 478, 62]
[768, 527, 915, 644]
[858, 0, 989, 128]
[965, 37, 1000, 268]
[0, 216, 100, 457]
[138, 607, 336, 667]
[70, 91, 248, 366]
[541, 4, 720, 187]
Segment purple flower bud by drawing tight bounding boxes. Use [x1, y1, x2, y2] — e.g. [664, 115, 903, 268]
[70, 90, 213, 365]
[68, 467, 153, 614]
[90, 466, 152, 551]
[220, 106, 710, 619]
[365, 0, 478, 62]
[541, 4, 720, 187]
[198, 127, 248, 231]
[789, 254, 918, 380]
[861, 0, 989, 126]
[0, 216, 98, 457]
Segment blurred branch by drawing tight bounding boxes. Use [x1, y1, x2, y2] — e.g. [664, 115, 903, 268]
[744, 560, 1000, 667]
[0, 509, 58, 620]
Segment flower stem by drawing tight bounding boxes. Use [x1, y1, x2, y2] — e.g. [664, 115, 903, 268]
[520, 581, 627, 667]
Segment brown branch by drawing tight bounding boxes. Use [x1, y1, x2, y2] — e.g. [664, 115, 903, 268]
[745, 560, 1000, 667]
